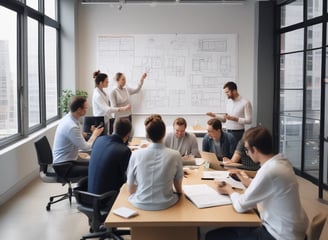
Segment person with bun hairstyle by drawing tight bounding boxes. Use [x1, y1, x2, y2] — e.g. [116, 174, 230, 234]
[92, 70, 130, 134]
[109, 72, 147, 124]
[126, 114, 183, 210]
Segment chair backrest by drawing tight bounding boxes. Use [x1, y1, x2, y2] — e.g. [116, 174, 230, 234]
[74, 177, 118, 232]
[34, 136, 53, 173]
[307, 212, 327, 240]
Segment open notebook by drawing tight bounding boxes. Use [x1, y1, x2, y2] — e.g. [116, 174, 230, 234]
[183, 184, 231, 208]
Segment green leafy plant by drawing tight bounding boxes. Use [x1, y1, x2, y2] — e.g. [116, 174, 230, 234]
[59, 89, 88, 113]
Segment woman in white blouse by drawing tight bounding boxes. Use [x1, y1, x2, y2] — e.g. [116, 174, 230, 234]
[92, 70, 130, 134]
[109, 72, 147, 124]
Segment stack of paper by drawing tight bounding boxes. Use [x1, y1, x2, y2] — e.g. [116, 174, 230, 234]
[183, 184, 231, 208]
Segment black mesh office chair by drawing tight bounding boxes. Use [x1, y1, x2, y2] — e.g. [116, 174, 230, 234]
[74, 177, 130, 240]
[34, 136, 80, 211]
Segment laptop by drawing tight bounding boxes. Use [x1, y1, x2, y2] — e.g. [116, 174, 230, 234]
[83, 116, 106, 137]
[200, 151, 225, 170]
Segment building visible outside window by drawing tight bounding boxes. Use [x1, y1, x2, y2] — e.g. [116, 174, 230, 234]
[28, 17, 40, 128]
[0, 1, 60, 147]
[45, 26, 58, 120]
[0, 7, 18, 140]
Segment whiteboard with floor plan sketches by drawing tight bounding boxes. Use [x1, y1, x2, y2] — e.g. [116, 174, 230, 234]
[97, 34, 237, 114]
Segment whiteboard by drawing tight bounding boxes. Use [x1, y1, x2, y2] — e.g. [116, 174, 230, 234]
[97, 34, 237, 115]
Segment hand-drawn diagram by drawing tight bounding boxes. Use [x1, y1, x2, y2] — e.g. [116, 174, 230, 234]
[97, 34, 237, 114]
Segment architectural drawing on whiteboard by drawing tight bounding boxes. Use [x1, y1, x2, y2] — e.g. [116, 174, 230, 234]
[189, 75, 225, 89]
[191, 90, 225, 109]
[140, 89, 186, 110]
[97, 34, 237, 114]
[192, 54, 219, 73]
[166, 56, 185, 77]
[198, 38, 227, 52]
[219, 55, 233, 76]
[143, 89, 169, 109]
[192, 54, 233, 77]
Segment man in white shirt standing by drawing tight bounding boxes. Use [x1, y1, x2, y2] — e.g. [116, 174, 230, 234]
[206, 127, 308, 240]
[207, 81, 252, 142]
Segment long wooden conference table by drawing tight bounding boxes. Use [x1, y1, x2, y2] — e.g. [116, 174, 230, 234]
[104, 166, 261, 240]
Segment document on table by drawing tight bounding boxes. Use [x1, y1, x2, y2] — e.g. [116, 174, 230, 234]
[202, 171, 246, 190]
[183, 184, 231, 208]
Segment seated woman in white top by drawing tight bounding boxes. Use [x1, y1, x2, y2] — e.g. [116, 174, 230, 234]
[127, 114, 184, 211]
[92, 70, 130, 134]
[109, 72, 147, 123]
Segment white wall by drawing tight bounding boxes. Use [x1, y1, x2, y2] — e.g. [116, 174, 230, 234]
[76, 1, 256, 136]
[0, 124, 57, 205]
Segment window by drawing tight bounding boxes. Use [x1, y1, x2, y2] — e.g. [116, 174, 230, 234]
[277, 0, 328, 195]
[45, 0, 57, 20]
[0, 7, 18, 140]
[28, 17, 40, 128]
[0, 1, 60, 147]
[45, 26, 58, 120]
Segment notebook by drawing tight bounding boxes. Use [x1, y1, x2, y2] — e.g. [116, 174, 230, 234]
[112, 207, 138, 218]
[183, 184, 231, 208]
[200, 151, 225, 170]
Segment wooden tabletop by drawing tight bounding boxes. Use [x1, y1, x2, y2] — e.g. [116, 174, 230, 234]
[105, 166, 261, 228]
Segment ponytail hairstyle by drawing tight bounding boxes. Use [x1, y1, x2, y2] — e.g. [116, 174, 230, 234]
[93, 70, 108, 87]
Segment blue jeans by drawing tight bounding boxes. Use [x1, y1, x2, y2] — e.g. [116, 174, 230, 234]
[205, 226, 276, 240]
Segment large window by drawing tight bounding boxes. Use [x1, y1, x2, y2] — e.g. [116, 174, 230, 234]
[0, 7, 18, 139]
[0, 1, 60, 148]
[277, 0, 328, 196]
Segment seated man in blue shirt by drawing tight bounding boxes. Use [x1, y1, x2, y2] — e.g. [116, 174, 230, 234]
[53, 96, 103, 178]
[88, 118, 132, 194]
[202, 118, 237, 160]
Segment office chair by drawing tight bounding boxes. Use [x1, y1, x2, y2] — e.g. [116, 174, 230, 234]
[73, 177, 130, 240]
[306, 212, 327, 240]
[34, 136, 79, 211]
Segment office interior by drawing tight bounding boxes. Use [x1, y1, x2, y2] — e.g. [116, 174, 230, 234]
[0, 0, 327, 234]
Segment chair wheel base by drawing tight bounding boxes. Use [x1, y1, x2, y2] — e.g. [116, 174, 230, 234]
[46, 204, 51, 211]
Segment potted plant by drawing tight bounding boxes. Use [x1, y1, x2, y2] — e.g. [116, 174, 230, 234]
[59, 89, 88, 113]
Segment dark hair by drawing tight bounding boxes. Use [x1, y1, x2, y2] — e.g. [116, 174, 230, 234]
[114, 72, 124, 82]
[223, 81, 237, 91]
[243, 127, 273, 155]
[173, 117, 187, 128]
[207, 118, 222, 130]
[93, 70, 108, 86]
[114, 118, 132, 138]
[144, 115, 165, 142]
[144, 114, 162, 126]
[69, 96, 87, 112]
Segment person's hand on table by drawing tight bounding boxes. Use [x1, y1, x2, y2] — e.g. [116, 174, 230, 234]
[228, 170, 251, 188]
[215, 180, 234, 195]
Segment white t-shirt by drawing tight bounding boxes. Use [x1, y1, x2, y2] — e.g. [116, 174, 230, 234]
[230, 154, 309, 240]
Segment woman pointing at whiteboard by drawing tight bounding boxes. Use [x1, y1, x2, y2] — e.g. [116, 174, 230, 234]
[109, 72, 147, 125]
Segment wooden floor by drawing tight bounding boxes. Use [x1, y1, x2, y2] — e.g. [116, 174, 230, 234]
[0, 176, 327, 240]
